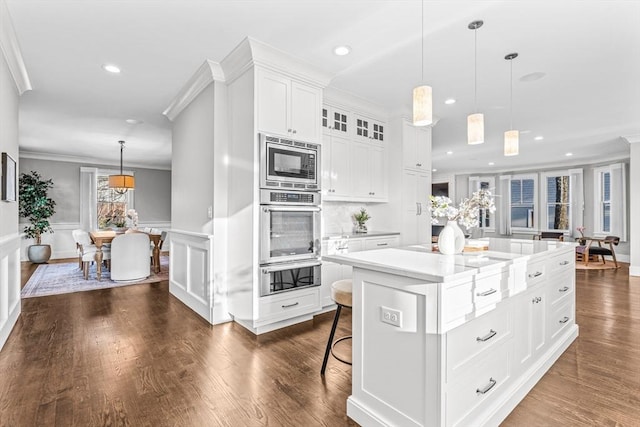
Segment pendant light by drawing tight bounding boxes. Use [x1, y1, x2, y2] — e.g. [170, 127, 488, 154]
[413, 0, 432, 126]
[504, 53, 519, 156]
[108, 140, 135, 194]
[467, 20, 484, 145]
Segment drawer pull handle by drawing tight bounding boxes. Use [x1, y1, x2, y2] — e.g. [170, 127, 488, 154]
[476, 378, 497, 395]
[559, 286, 570, 292]
[377, 243, 388, 246]
[476, 329, 497, 342]
[559, 316, 570, 324]
[528, 271, 543, 278]
[281, 302, 299, 309]
[476, 288, 497, 297]
[559, 260, 570, 266]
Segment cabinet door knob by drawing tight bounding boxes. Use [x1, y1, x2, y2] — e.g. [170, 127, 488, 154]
[292, 130, 297, 134]
[287, 128, 292, 133]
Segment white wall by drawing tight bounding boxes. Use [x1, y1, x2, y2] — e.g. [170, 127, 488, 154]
[629, 141, 640, 275]
[0, 0, 29, 351]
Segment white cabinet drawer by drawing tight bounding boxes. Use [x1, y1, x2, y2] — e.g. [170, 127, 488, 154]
[473, 271, 504, 311]
[548, 250, 575, 274]
[526, 259, 547, 287]
[547, 269, 574, 308]
[258, 288, 320, 324]
[363, 236, 400, 251]
[548, 299, 574, 343]
[446, 302, 512, 381]
[445, 340, 512, 427]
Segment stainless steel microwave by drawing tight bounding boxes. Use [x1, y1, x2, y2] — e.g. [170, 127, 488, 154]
[260, 133, 320, 191]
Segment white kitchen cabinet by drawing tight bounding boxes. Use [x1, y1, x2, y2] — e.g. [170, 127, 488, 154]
[402, 120, 431, 172]
[354, 114, 385, 144]
[401, 169, 431, 245]
[322, 133, 351, 199]
[322, 105, 350, 137]
[350, 142, 387, 201]
[363, 235, 400, 250]
[257, 68, 322, 142]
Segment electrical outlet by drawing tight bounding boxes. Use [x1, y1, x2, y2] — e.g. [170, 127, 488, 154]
[207, 206, 213, 219]
[380, 306, 402, 327]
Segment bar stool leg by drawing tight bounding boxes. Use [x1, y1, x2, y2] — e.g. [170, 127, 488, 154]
[321, 305, 342, 376]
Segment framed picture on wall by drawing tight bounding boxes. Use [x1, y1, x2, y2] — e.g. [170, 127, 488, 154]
[1, 152, 17, 202]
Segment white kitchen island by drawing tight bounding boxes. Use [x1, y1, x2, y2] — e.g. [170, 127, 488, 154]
[324, 238, 578, 427]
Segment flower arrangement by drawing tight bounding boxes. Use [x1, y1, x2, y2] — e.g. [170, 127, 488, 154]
[127, 209, 139, 228]
[576, 226, 585, 238]
[429, 190, 496, 229]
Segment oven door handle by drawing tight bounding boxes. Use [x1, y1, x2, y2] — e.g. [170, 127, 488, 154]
[262, 206, 321, 212]
[261, 260, 321, 274]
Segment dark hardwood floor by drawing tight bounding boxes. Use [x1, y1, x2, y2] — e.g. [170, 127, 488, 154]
[1, 261, 638, 426]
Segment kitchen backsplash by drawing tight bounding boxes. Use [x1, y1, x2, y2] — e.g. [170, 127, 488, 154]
[322, 201, 379, 235]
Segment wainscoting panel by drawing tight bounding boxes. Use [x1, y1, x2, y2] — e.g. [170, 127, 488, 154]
[0, 233, 21, 351]
[168, 230, 230, 325]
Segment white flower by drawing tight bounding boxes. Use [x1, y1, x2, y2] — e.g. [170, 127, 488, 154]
[126, 209, 138, 227]
[429, 190, 495, 229]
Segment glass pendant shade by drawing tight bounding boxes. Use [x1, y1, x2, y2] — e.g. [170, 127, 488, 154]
[108, 174, 135, 192]
[413, 85, 433, 126]
[504, 130, 519, 156]
[467, 113, 484, 145]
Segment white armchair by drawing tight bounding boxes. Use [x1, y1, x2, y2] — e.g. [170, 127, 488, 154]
[110, 233, 151, 282]
[72, 229, 111, 279]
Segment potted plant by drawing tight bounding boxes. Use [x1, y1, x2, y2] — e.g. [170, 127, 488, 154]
[18, 171, 56, 263]
[353, 208, 371, 233]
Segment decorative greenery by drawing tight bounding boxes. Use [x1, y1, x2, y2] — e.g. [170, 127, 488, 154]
[353, 208, 371, 226]
[18, 171, 56, 244]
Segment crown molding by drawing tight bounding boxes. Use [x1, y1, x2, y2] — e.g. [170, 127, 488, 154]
[163, 60, 225, 121]
[19, 150, 171, 171]
[622, 134, 640, 144]
[0, 1, 32, 95]
[221, 37, 333, 88]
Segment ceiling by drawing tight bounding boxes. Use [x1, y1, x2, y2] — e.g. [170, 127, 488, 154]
[6, 0, 640, 174]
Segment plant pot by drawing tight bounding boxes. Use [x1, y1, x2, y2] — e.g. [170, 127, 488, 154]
[111, 227, 128, 234]
[355, 224, 368, 233]
[27, 244, 52, 264]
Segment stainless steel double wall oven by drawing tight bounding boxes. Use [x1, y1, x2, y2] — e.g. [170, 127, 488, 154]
[259, 134, 322, 296]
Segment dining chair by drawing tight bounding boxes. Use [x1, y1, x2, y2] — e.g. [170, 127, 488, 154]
[533, 232, 564, 241]
[72, 229, 111, 279]
[583, 236, 620, 268]
[111, 233, 151, 282]
[150, 231, 168, 271]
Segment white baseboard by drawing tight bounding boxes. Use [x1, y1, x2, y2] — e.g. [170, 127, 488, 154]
[630, 265, 640, 277]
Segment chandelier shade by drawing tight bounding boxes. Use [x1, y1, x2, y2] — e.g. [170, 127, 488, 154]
[467, 113, 484, 145]
[413, 85, 433, 126]
[109, 140, 135, 194]
[504, 130, 519, 156]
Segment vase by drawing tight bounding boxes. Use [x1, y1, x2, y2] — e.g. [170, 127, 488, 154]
[355, 224, 368, 234]
[438, 220, 465, 254]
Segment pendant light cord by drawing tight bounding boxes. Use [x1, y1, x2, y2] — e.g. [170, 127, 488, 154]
[474, 27, 478, 113]
[421, 0, 424, 83]
[119, 140, 125, 174]
[509, 59, 513, 130]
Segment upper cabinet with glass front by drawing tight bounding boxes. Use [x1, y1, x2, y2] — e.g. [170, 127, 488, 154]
[354, 113, 385, 144]
[322, 105, 350, 137]
[257, 68, 322, 143]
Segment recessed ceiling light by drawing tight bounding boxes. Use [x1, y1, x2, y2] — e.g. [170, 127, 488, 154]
[565, 152, 573, 156]
[126, 119, 143, 125]
[534, 135, 544, 141]
[446, 151, 453, 155]
[444, 98, 456, 105]
[432, 168, 437, 172]
[333, 45, 351, 56]
[488, 162, 495, 166]
[520, 72, 546, 82]
[102, 64, 121, 73]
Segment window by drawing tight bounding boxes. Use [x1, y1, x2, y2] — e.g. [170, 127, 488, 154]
[97, 172, 134, 229]
[594, 167, 611, 234]
[542, 172, 571, 231]
[510, 175, 536, 229]
[469, 176, 495, 231]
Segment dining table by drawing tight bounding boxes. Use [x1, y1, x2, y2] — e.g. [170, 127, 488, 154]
[89, 229, 162, 281]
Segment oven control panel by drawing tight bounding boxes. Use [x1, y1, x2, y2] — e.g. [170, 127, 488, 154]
[260, 189, 320, 206]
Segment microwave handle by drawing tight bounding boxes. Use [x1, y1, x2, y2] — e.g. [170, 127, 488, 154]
[263, 206, 321, 213]
[261, 259, 321, 274]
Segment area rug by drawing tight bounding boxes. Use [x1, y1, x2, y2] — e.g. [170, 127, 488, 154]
[575, 262, 618, 271]
[22, 256, 169, 298]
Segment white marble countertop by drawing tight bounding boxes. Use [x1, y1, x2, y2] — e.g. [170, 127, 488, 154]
[323, 238, 575, 283]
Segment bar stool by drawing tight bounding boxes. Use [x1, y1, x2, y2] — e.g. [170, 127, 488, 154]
[321, 279, 352, 375]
